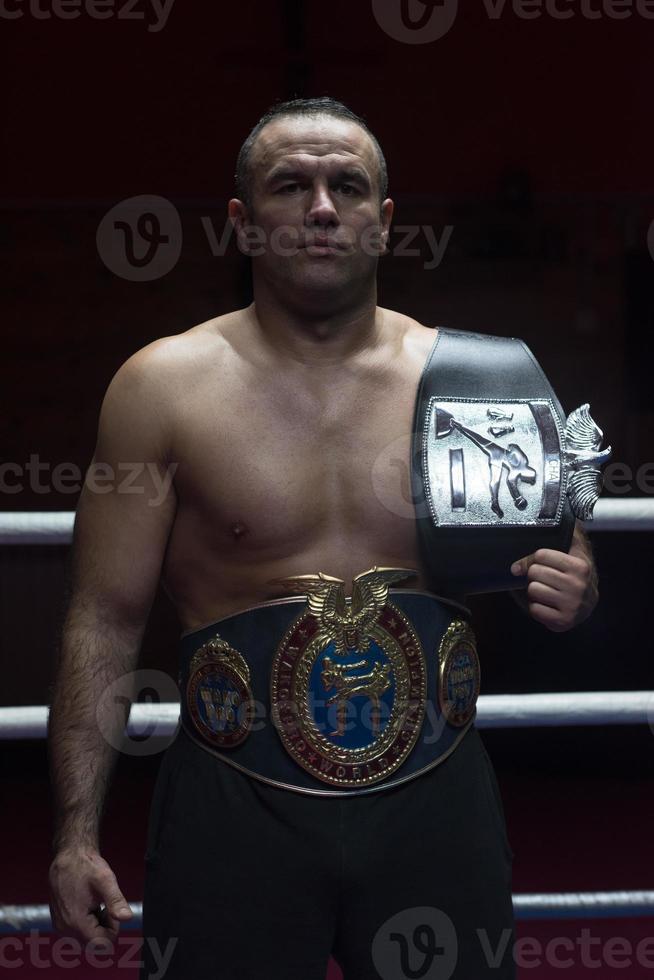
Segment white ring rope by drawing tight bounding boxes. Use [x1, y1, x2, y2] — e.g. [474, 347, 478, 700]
[586, 498, 654, 531]
[3, 892, 654, 933]
[1, 692, 652, 740]
[514, 891, 654, 920]
[478, 691, 654, 728]
[0, 511, 74, 545]
[1, 498, 653, 545]
[0, 704, 182, 740]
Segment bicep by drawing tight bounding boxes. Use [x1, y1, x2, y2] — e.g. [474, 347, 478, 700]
[69, 354, 177, 631]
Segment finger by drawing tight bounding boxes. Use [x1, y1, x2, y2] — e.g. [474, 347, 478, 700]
[96, 905, 121, 931]
[528, 549, 577, 573]
[527, 581, 562, 609]
[510, 553, 535, 577]
[528, 602, 567, 631]
[526, 564, 571, 591]
[512, 548, 584, 579]
[98, 875, 133, 921]
[81, 907, 119, 947]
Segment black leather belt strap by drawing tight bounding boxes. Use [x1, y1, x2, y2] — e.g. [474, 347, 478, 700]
[411, 327, 575, 595]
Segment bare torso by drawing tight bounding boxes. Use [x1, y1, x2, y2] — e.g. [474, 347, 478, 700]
[157, 306, 439, 632]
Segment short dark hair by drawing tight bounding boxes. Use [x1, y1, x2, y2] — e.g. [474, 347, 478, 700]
[235, 97, 389, 206]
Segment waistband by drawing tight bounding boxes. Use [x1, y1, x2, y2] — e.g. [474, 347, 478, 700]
[178, 586, 480, 798]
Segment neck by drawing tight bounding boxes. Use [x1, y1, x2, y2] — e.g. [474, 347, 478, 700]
[247, 277, 385, 366]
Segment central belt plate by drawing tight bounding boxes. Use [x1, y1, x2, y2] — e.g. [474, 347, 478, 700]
[270, 569, 427, 788]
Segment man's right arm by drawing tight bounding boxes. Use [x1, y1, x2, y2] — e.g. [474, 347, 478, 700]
[47, 344, 177, 945]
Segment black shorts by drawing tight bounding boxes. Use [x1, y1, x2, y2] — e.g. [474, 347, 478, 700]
[140, 724, 515, 980]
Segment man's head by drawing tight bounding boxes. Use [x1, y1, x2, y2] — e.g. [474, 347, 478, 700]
[235, 97, 389, 208]
[229, 97, 393, 313]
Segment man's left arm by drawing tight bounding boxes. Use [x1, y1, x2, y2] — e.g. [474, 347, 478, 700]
[509, 521, 599, 632]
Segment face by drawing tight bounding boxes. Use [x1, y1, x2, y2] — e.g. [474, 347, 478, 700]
[229, 115, 393, 307]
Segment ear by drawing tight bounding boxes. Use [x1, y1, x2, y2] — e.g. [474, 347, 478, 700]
[380, 197, 394, 255]
[228, 198, 252, 252]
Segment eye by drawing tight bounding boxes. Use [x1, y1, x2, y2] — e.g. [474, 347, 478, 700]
[337, 183, 359, 196]
[277, 182, 301, 194]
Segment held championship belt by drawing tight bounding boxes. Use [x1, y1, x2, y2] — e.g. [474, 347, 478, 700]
[411, 328, 612, 594]
[179, 327, 612, 793]
[179, 571, 480, 797]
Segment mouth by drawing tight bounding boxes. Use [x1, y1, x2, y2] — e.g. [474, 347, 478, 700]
[301, 239, 346, 254]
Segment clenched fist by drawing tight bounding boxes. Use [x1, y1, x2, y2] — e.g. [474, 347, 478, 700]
[510, 522, 598, 632]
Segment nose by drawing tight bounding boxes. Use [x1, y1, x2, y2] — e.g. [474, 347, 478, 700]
[305, 182, 339, 227]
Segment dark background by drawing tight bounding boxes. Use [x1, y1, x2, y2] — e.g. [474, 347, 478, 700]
[1, 2, 653, 976]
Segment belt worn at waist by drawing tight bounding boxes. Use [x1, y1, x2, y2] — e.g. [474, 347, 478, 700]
[178, 574, 480, 798]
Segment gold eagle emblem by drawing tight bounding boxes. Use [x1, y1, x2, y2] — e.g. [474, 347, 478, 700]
[271, 566, 417, 654]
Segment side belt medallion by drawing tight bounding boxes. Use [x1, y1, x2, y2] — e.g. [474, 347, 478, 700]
[269, 567, 427, 789]
[186, 636, 255, 748]
[437, 620, 480, 727]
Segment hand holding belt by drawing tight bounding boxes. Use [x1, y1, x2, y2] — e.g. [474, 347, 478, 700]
[178, 568, 480, 798]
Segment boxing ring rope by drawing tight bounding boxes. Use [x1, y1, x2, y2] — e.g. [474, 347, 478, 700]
[1, 498, 653, 545]
[3, 892, 654, 934]
[1, 692, 653, 740]
[2, 502, 652, 930]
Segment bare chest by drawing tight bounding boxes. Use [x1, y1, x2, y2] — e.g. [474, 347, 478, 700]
[169, 344, 431, 555]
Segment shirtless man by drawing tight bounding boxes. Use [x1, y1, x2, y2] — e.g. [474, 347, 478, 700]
[47, 97, 598, 979]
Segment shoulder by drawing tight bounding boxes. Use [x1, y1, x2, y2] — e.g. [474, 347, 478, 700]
[381, 307, 437, 335]
[107, 309, 244, 400]
[379, 307, 440, 358]
[385, 312, 529, 352]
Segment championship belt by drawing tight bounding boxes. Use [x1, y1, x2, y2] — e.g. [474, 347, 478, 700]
[178, 568, 479, 797]
[411, 328, 612, 594]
